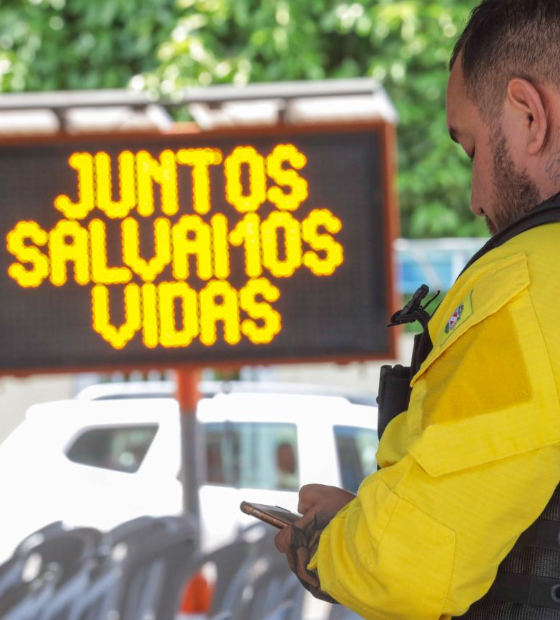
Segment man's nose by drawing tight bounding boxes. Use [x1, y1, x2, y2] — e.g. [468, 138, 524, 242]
[470, 191, 485, 217]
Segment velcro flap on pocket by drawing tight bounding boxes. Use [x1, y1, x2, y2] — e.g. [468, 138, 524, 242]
[411, 253, 531, 388]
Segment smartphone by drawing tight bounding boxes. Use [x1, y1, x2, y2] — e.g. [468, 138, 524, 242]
[240, 501, 302, 529]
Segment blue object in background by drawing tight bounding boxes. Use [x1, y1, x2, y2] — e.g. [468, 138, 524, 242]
[395, 238, 486, 295]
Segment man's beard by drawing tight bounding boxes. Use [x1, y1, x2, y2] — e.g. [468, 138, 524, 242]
[487, 129, 542, 235]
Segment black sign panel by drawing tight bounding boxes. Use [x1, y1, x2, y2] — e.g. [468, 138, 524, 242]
[0, 123, 396, 374]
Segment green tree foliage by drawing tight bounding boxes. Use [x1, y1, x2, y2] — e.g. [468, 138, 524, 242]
[0, 0, 485, 238]
[0, 0, 178, 91]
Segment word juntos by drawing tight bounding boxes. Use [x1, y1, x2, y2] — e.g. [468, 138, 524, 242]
[6, 143, 345, 351]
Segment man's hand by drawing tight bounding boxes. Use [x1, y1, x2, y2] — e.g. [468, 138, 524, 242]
[275, 484, 355, 602]
[295, 484, 356, 520]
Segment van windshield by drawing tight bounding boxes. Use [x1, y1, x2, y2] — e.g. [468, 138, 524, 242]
[205, 422, 299, 491]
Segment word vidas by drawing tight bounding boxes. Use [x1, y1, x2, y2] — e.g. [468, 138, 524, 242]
[5, 143, 346, 351]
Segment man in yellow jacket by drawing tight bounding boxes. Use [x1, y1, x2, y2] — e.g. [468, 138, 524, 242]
[276, 0, 560, 617]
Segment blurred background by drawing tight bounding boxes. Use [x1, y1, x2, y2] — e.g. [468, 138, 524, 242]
[0, 1, 485, 619]
[0, 0, 485, 442]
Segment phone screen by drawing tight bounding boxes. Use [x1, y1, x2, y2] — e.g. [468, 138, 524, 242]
[240, 501, 301, 529]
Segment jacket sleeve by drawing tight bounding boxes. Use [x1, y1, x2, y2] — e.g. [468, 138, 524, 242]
[310, 269, 560, 620]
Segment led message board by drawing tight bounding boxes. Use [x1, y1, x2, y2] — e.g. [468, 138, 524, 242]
[0, 124, 396, 374]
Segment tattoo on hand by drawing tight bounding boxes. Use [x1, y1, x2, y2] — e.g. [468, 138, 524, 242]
[287, 514, 339, 604]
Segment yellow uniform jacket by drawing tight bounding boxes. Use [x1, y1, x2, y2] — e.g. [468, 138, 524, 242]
[310, 223, 560, 619]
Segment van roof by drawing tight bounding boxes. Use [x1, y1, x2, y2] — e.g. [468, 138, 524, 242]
[76, 380, 377, 408]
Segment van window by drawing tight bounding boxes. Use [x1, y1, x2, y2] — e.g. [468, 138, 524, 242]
[66, 425, 158, 473]
[334, 426, 378, 494]
[205, 423, 299, 491]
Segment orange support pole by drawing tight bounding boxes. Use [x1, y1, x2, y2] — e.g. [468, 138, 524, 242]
[176, 367, 201, 543]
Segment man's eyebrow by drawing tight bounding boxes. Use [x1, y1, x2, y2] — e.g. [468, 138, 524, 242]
[449, 127, 460, 144]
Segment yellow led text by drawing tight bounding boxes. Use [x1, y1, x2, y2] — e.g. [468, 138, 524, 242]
[6, 210, 343, 288]
[91, 279, 281, 350]
[6, 142, 345, 351]
[54, 145, 308, 219]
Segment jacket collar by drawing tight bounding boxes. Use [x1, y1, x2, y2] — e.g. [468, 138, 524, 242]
[461, 191, 560, 276]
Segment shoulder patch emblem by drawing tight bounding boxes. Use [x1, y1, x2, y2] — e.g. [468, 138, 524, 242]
[440, 290, 474, 345]
[445, 304, 464, 334]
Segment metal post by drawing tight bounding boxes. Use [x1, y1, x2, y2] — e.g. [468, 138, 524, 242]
[176, 368, 201, 546]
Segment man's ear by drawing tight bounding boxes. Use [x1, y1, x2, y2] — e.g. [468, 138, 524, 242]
[506, 78, 549, 155]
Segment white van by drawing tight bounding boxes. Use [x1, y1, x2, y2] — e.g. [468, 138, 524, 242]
[0, 384, 378, 563]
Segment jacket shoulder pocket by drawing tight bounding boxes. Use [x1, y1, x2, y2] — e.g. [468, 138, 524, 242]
[412, 253, 531, 384]
[407, 252, 560, 476]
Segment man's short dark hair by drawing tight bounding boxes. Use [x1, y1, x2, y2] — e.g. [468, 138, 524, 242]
[451, 0, 560, 122]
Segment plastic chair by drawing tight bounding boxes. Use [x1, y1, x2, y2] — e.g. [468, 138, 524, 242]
[36, 528, 103, 620]
[0, 526, 101, 620]
[0, 568, 59, 620]
[66, 516, 196, 620]
[178, 537, 255, 616]
[230, 555, 302, 620]
[0, 522, 65, 601]
[224, 526, 304, 620]
[65, 518, 166, 620]
[65, 555, 120, 620]
[119, 517, 195, 620]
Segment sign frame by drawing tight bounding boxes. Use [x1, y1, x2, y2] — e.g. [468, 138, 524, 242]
[0, 120, 399, 376]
